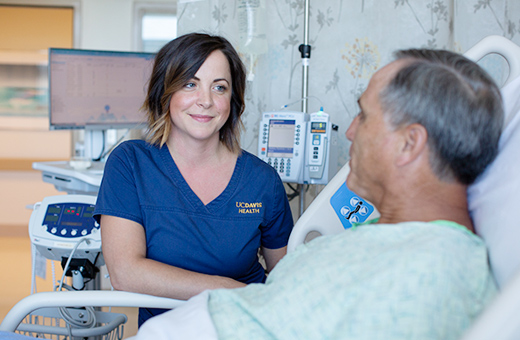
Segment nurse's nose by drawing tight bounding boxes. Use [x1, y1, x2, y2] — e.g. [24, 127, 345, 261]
[197, 88, 213, 109]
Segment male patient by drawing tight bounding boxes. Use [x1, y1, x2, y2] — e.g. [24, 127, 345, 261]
[131, 49, 503, 339]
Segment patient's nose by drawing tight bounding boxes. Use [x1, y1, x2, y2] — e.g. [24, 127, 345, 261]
[345, 115, 359, 141]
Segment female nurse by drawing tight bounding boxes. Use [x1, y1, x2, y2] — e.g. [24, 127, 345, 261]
[93, 33, 294, 326]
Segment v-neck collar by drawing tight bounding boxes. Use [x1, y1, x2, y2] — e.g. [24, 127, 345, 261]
[159, 144, 244, 212]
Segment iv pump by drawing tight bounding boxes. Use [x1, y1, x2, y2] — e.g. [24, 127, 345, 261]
[258, 110, 338, 185]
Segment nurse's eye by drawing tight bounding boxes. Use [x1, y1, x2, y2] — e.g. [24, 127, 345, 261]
[184, 82, 196, 89]
[214, 84, 228, 93]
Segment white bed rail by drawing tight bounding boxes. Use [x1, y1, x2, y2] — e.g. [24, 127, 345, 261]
[0, 290, 184, 333]
[287, 163, 351, 252]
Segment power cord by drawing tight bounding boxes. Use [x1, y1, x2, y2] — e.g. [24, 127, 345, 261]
[97, 129, 132, 161]
[92, 130, 106, 162]
[286, 183, 300, 201]
[279, 96, 323, 110]
[286, 183, 308, 202]
[56, 237, 98, 339]
[57, 237, 93, 292]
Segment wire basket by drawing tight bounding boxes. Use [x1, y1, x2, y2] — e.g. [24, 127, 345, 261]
[14, 306, 127, 340]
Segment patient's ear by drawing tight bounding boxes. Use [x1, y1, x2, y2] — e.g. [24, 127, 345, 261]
[396, 123, 428, 167]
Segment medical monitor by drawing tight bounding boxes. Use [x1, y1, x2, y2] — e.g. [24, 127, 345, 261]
[48, 48, 155, 130]
[267, 119, 296, 158]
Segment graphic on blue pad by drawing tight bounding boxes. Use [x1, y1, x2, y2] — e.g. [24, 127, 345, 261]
[330, 182, 374, 229]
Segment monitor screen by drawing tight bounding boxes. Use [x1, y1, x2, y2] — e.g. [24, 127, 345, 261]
[49, 48, 155, 130]
[267, 119, 295, 158]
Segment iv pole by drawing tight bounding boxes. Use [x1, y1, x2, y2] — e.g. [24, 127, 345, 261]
[298, 0, 311, 216]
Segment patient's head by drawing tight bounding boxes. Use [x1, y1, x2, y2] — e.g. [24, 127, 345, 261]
[346, 49, 504, 226]
[380, 49, 504, 185]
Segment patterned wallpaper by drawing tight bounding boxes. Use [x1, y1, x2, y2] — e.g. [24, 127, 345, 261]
[177, 0, 520, 169]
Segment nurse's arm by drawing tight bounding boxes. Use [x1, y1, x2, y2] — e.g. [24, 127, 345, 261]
[262, 246, 287, 273]
[100, 215, 246, 301]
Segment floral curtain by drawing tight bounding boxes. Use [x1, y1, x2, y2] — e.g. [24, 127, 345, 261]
[177, 0, 520, 170]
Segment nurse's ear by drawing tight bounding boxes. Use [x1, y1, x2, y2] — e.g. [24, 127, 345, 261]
[395, 123, 428, 167]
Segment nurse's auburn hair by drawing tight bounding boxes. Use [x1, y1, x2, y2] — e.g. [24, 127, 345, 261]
[142, 32, 246, 153]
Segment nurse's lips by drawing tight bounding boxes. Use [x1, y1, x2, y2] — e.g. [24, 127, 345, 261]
[190, 114, 214, 123]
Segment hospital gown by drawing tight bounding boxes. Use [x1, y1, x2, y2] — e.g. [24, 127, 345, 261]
[208, 221, 497, 340]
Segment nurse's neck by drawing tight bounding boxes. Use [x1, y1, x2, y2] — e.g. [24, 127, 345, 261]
[166, 134, 233, 168]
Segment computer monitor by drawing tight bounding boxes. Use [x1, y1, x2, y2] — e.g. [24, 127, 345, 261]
[48, 48, 155, 130]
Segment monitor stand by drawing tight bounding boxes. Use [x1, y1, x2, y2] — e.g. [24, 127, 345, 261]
[84, 128, 105, 161]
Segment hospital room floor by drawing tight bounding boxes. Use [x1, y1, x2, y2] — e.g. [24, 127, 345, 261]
[0, 236, 139, 338]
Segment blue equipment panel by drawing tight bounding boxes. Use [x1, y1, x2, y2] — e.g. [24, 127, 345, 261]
[42, 202, 98, 238]
[330, 183, 374, 229]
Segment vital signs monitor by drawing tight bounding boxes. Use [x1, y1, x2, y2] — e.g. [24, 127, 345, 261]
[258, 110, 338, 184]
[29, 195, 103, 290]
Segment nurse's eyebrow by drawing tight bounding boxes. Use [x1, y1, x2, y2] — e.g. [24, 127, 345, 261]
[214, 78, 230, 84]
[191, 76, 230, 84]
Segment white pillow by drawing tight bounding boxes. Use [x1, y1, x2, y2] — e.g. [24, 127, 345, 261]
[468, 74, 520, 289]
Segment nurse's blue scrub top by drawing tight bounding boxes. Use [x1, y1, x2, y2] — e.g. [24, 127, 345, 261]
[93, 140, 294, 325]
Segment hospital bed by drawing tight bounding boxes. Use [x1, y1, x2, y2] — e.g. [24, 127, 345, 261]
[1, 34, 520, 339]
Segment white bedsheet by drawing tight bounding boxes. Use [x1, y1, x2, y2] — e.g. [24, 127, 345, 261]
[128, 291, 217, 340]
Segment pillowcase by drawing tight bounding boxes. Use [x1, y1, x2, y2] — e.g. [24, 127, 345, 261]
[468, 73, 520, 289]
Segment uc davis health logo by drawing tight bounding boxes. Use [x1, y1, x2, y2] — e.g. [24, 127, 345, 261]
[236, 202, 262, 214]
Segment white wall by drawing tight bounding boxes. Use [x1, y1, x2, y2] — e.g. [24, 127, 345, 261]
[81, 0, 135, 50]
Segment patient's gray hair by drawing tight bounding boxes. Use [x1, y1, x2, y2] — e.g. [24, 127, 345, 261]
[380, 49, 504, 185]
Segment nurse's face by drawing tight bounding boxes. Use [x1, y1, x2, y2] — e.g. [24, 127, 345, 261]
[168, 50, 232, 144]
